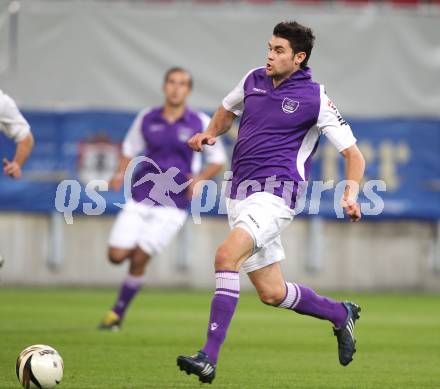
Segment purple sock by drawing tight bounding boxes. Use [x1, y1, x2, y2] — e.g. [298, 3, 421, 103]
[277, 282, 347, 328]
[112, 275, 144, 318]
[202, 271, 240, 364]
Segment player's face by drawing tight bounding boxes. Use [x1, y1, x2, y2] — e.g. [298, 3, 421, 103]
[163, 71, 192, 107]
[266, 36, 297, 78]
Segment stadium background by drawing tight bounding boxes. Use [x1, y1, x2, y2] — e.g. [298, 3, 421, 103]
[1, 1, 440, 388]
[0, 0, 439, 291]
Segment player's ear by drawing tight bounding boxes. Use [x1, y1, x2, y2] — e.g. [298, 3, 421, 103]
[294, 51, 306, 66]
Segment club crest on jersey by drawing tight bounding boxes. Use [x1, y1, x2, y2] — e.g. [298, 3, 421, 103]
[282, 98, 299, 114]
[177, 126, 193, 142]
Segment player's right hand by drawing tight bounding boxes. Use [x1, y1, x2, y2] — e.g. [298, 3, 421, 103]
[109, 172, 124, 192]
[188, 133, 216, 152]
[3, 158, 22, 179]
[341, 198, 362, 222]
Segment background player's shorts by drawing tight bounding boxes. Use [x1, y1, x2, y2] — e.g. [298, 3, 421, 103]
[227, 192, 294, 273]
[108, 199, 187, 256]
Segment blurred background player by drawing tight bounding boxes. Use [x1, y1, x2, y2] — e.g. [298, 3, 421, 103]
[178, 21, 365, 383]
[98, 67, 226, 330]
[0, 90, 34, 268]
[0, 90, 34, 179]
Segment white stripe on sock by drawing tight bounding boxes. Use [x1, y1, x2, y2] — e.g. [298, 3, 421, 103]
[215, 291, 239, 299]
[125, 274, 145, 288]
[216, 277, 240, 292]
[289, 283, 301, 310]
[215, 272, 240, 294]
[278, 282, 299, 309]
[215, 271, 239, 280]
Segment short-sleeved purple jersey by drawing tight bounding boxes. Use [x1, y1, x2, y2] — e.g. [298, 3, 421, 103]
[122, 107, 226, 209]
[222, 67, 356, 207]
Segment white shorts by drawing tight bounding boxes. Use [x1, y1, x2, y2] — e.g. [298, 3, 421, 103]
[108, 200, 188, 256]
[227, 192, 294, 273]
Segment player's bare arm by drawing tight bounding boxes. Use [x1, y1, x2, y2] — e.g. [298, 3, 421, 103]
[3, 132, 34, 178]
[187, 162, 224, 198]
[195, 163, 224, 181]
[188, 106, 235, 152]
[341, 144, 365, 222]
[109, 155, 131, 191]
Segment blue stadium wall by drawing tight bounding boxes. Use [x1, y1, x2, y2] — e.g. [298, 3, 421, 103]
[1, 111, 439, 220]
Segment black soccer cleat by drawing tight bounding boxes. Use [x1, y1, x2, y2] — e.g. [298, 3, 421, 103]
[177, 351, 216, 384]
[333, 302, 361, 366]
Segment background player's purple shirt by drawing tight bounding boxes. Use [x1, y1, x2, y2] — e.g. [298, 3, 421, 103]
[222, 67, 356, 208]
[122, 107, 226, 209]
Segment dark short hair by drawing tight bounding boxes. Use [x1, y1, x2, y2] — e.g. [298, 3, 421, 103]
[164, 67, 193, 89]
[273, 21, 315, 69]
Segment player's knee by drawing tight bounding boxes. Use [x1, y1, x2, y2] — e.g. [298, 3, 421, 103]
[258, 288, 285, 306]
[107, 248, 128, 264]
[214, 244, 236, 271]
[130, 252, 150, 273]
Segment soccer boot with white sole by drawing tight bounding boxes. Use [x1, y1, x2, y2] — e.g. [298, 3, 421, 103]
[98, 311, 122, 331]
[177, 350, 216, 384]
[333, 302, 361, 366]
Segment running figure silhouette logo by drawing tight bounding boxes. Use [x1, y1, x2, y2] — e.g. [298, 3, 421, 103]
[119, 156, 192, 209]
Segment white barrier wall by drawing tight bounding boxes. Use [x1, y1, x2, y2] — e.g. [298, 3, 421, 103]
[1, 214, 439, 291]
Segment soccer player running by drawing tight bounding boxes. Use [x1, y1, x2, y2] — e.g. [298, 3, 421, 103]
[177, 21, 366, 384]
[0, 90, 34, 179]
[98, 67, 226, 330]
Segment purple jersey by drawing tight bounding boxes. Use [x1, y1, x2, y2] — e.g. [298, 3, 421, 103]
[222, 67, 356, 207]
[122, 107, 226, 209]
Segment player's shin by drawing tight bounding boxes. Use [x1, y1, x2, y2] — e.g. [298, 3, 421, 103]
[112, 274, 144, 319]
[277, 282, 347, 328]
[201, 271, 240, 364]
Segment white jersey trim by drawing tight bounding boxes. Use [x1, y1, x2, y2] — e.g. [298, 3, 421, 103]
[296, 125, 320, 181]
[317, 85, 356, 152]
[297, 86, 356, 180]
[191, 111, 227, 175]
[222, 67, 264, 117]
[122, 107, 150, 158]
[197, 111, 227, 165]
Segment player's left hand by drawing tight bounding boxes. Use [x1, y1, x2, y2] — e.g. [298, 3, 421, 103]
[341, 198, 361, 222]
[3, 158, 22, 178]
[186, 175, 202, 199]
[109, 172, 124, 192]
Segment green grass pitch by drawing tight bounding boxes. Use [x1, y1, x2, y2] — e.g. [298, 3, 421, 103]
[1, 288, 439, 388]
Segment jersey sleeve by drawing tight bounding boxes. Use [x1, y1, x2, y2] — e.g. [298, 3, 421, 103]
[121, 108, 149, 158]
[317, 85, 357, 152]
[0, 92, 31, 142]
[222, 68, 256, 117]
[198, 111, 227, 165]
